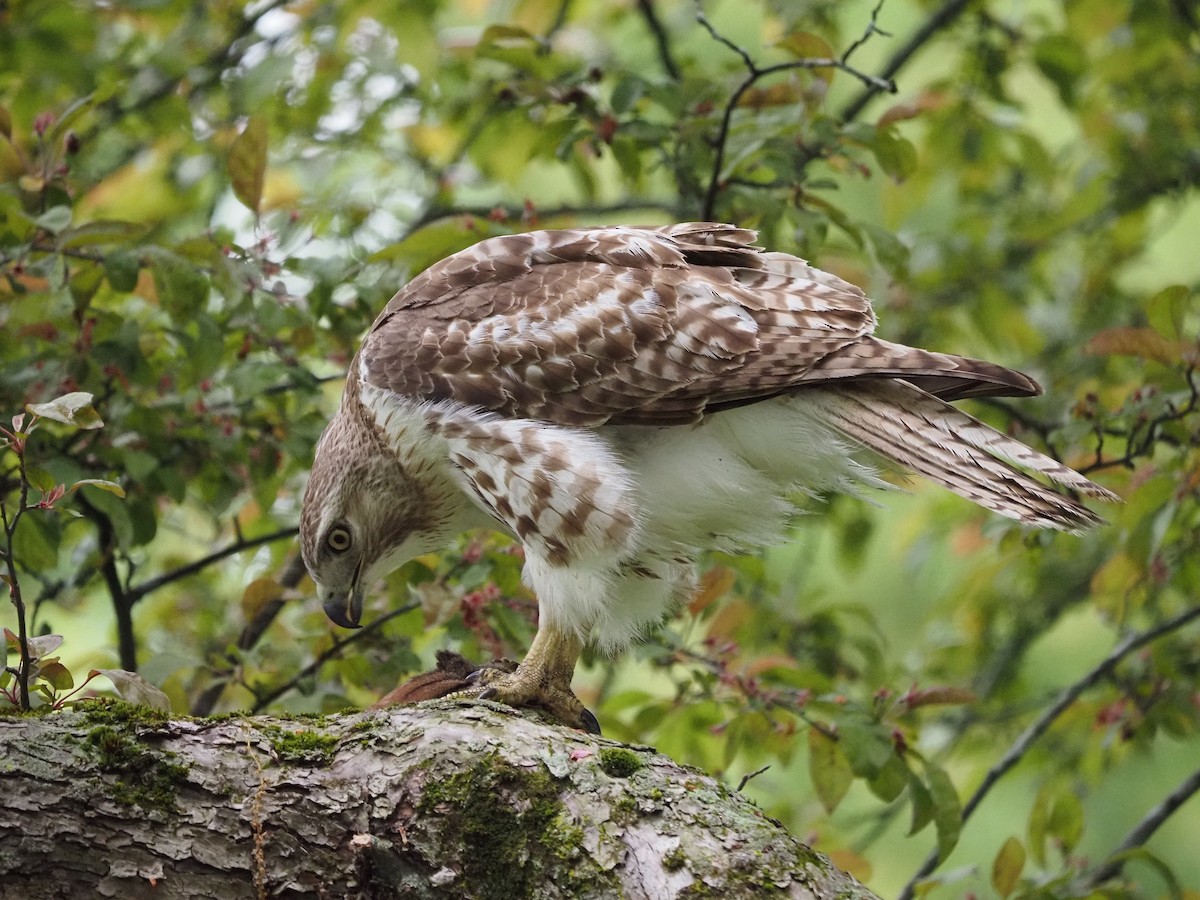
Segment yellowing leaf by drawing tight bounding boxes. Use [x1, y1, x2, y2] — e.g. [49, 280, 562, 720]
[76, 138, 181, 223]
[229, 116, 268, 214]
[689, 565, 735, 615]
[263, 168, 302, 211]
[776, 31, 835, 71]
[825, 848, 872, 883]
[241, 577, 284, 621]
[1085, 327, 1181, 364]
[70, 479, 126, 498]
[991, 836, 1026, 898]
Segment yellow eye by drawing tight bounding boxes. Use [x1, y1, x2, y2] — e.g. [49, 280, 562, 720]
[327, 526, 352, 553]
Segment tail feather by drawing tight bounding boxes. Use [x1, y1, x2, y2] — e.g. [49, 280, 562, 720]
[803, 381, 1117, 532]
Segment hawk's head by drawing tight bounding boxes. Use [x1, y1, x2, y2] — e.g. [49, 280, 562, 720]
[299, 409, 428, 629]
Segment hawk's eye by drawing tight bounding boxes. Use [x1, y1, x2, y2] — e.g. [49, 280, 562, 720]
[326, 526, 352, 553]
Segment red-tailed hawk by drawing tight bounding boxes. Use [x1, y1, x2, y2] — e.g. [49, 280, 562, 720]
[300, 223, 1115, 731]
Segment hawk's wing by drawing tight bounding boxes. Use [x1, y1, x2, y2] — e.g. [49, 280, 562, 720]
[359, 223, 1038, 427]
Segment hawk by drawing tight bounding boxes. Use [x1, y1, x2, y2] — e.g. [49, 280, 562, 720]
[300, 223, 1115, 731]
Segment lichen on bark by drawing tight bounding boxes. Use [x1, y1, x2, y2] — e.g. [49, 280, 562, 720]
[0, 699, 879, 899]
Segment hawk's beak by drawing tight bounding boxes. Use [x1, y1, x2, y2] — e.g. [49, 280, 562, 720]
[321, 562, 364, 629]
[322, 584, 363, 628]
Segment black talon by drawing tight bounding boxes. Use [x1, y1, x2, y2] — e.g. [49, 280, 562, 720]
[581, 708, 602, 735]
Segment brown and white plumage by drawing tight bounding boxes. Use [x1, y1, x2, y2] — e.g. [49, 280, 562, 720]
[300, 223, 1115, 729]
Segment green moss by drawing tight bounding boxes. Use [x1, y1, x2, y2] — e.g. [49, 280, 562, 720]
[417, 753, 616, 899]
[664, 846, 688, 870]
[598, 746, 644, 778]
[84, 725, 189, 815]
[76, 697, 172, 730]
[259, 723, 339, 765]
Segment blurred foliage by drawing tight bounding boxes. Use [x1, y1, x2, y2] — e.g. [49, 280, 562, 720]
[2, 0, 1199, 897]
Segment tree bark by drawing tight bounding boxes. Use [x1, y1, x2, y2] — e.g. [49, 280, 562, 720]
[0, 700, 878, 899]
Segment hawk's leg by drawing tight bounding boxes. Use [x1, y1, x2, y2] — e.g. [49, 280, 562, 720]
[471, 624, 600, 733]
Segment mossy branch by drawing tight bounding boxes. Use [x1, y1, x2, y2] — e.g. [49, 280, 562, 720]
[0, 700, 879, 900]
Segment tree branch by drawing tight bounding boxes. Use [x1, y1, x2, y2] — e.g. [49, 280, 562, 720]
[248, 601, 420, 713]
[898, 603, 1200, 900]
[695, 5, 896, 220]
[636, 0, 681, 80]
[1084, 765, 1200, 888]
[188, 553, 309, 717]
[0, 703, 879, 899]
[838, 0, 976, 123]
[75, 492, 137, 672]
[128, 526, 298, 606]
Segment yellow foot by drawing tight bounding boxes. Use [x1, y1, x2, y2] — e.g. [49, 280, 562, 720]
[466, 624, 600, 733]
[470, 661, 600, 734]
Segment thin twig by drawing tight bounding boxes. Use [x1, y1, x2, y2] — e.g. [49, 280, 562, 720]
[405, 199, 678, 236]
[128, 527, 298, 604]
[897, 603, 1200, 900]
[1084, 766, 1200, 888]
[248, 603, 420, 713]
[695, 6, 896, 219]
[737, 764, 770, 791]
[839, 0, 976, 123]
[841, 0, 892, 66]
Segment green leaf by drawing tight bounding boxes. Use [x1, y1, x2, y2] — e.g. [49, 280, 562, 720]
[837, 714, 893, 779]
[872, 126, 918, 181]
[34, 205, 73, 233]
[229, 115, 268, 214]
[57, 219, 148, 249]
[867, 753, 909, 803]
[369, 217, 502, 273]
[1046, 788, 1084, 855]
[908, 771, 935, 835]
[27, 391, 103, 429]
[38, 660, 74, 691]
[925, 761, 962, 863]
[24, 466, 57, 493]
[148, 248, 209, 320]
[610, 75, 645, 115]
[808, 726, 853, 812]
[1145, 284, 1192, 342]
[11, 513, 59, 571]
[991, 836, 1025, 898]
[1033, 34, 1086, 104]
[104, 249, 141, 292]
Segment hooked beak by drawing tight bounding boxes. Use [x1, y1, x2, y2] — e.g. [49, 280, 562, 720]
[321, 562, 364, 629]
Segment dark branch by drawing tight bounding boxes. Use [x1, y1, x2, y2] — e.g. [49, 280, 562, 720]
[189, 553, 309, 716]
[128, 526, 298, 605]
[839, 0, 976, 123]
[405, 199, 679, 235]
[695, 6, 896, 220]
[636, 0, 681, 80]
[1085, 765, 1200, 888]
[248, 602, 420, 713]
[898, 603, 1200, 900]
[75, 493, 137, 672]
